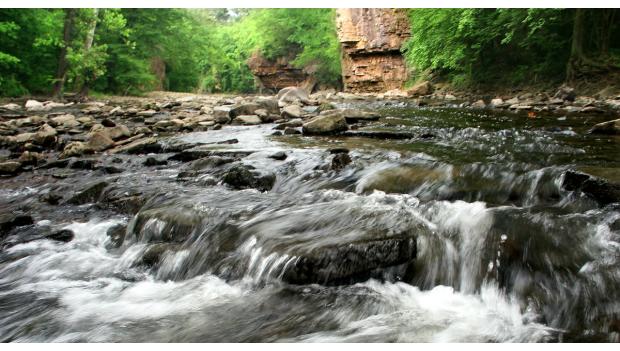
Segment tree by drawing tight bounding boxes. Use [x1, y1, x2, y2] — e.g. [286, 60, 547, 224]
[52, 8, 76, 99]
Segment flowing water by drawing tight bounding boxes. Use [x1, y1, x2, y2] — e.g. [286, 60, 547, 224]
[1, 104, 619, 342]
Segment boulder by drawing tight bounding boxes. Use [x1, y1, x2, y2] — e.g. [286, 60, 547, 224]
[256, 97, 280, 115]
[302, 114, 348, 135]
[67, 181, 109, 205]
[0, 161, 21, 175]
[213, 105, 232, 123]
[1, 103, 21, 111]
[321, 109, 380, 123]
[221, 165, 276, 192]
[87, 131, 115, 152]
[109, 137, 160, 154]
[50, 114, 78, 128]
[106, 224, 126, 248]
[331, 153, 351, 170]
[589, 119, 620, 135]
[17, 151, 44, 166]
[132, 207, 203, 243]
[490, 98, 504, 107]
[230, 103, 261, 118]
[562, 170, 620, 205]
[406, 81, 433, 96]
[269, 151, 287, 161]
[277, 87, 312, 106]
[137, 109, 157, 117]
[33, 124, 57, 146]
[284, 127, 301, 135]
[0, 213, 33, 236]
[46, 229, 74, 242]
[471, 100, 486, 108]
[60, 141, 90, 159]
[232, 115, 262, 125]
[25, 100, 46, 112]
[554, 85, 576, 102]
[274, 119, 303, 130]
[281, 105, 303, 119]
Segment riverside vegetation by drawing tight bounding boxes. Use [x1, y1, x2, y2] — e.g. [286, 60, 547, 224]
[0, 7, 620, 343]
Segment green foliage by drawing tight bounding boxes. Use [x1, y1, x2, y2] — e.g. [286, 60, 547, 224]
[402, 9, 576, 86]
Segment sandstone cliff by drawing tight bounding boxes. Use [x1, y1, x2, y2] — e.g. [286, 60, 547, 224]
[336, 9, 411, 93]
[247, 52, 315, 92]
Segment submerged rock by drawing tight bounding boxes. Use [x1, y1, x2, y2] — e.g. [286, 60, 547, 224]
[562, 170, 620, 205]
[67, 181, 109, 205]
[222, 165, 276, 192]
[589, 118, 620, 135]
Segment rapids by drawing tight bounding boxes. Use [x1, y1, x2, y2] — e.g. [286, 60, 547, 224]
[1, 104, 619, 342]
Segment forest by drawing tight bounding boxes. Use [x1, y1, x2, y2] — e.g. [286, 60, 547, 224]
[0, 8, 618, 98]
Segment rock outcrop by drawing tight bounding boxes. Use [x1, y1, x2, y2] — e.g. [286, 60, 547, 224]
[247, 52, 316, 92]
[336, 8, 411, 93]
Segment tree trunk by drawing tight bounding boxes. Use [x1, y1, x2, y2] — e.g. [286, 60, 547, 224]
[599, 9, 616, 57]
[52, 8, 76, 100]
[77, 8, 99, 100]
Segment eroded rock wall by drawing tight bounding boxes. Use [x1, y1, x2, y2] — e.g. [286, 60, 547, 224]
[247, 52, 314, 92]
[336, 8, 411, 93]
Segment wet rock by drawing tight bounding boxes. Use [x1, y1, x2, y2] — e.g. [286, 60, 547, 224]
[256, 97, 280, 115]
[331, 153, 351, 170]
[60, 141, 90, 159]
[142, 243, 179, 267]
[222, 165, 276, 192]
[281, 105, 303, 119]
[232, 115, 262, 125]
[133, 207, 203, 243]
[212, 124, 222, 130]
[109, 137, 160, 154]
[562, 171, 620, 205]
[87, 131, 115, 152]
[213, 105, 232, 124]
[186, 156, 235, 171]
[554, 85, 576, 102]
[282, 236, 416, 285]
[46, 229, 74, 242]
[284, 127, 301, 135]
[274, 119, 303, 130]
[406, 81, 433, 96]
[302, 114, 348, 135]
[341, 131, 415, 139]
[106, 223, 126, 248]
[589, 119, 620, 135]
[269, 151, 287, 161]
[0, 213, 33, 236]
[144, 157, 167, 167]
[101, 118, 116, 127]
[33, 124, 57, 146]
[230, 103, 261, 118]
[328, 147, 349, 154]
[0, 161, 22, 175]
[67, 181, 109, 205]
[69, 158, 98, 170]
[17, 151, 43, 166]
[271, 131, 283, 136]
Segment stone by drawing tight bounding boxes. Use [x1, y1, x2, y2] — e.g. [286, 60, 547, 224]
[137, 109, 157, 117]
[0, 161, 21, 175]
[554, 85, 576, 102]
[407, 81, 433, 96]
[67, 181, 109, 205]
[60, 141, 90, 159]
[230, 103, 261, 118]
[109, 137, 160, 154]
[269, 151, 287, 161]
[0, 213, 33, 235]
[33, 124, 57, 146]
[142, 243, 179, 267]
[506, 97, 519, 105]
[1, 103, 21, 111]
[46, 229, 74, 242]
[221, 165, 276, 192]
[589, 119, 620, 135]
[256, 97, 280, 115]
[471, 100, 486, 108]
[275, 119, 303, 130]
[105, 124, 131, 140]
[232, 115, 262, 125]
[281, 105, 303, 119]
[322, 109, 380, 123]
[562, 170, 620, 205]
[284, 127, 301, 135]
[106, 224, 126, 248]
[50, 114, 78, 128]
[17, 151, 43, 166]
[302, 114, 348, 135]
[444, 94, 457, 100]
[87, 131, 115, 152]
[101, 118, 116, 127]
[331, 153, 352, 170]
[25, 100, 46, 112]
[213, 105, 232, 123]
[490, 98, 504, 107]
[277, 87, 312, 105]
[144, 157, 167, 167]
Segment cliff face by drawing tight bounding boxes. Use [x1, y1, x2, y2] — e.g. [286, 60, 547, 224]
[247, 52, 314, 92]
[336, 9, 411, 93]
